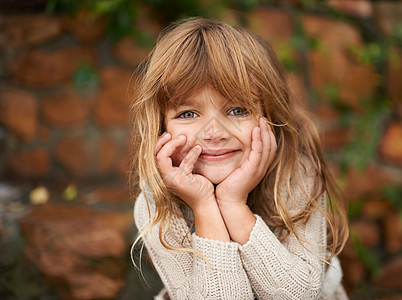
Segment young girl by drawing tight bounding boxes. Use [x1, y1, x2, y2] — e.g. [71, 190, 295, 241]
[130, 18, 349, 300]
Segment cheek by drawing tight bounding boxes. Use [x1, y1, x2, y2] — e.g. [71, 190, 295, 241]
[239, 123, 257, 152]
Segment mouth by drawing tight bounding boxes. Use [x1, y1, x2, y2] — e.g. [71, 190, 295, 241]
[198, 149, 240, 162]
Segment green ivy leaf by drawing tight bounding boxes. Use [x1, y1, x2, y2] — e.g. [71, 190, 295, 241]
[351, 232, 381, 279]
[72, 63, 99, 92]
[341, 99, 390, 172]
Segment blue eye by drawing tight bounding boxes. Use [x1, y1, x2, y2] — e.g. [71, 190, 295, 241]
[229, 107, 248, 116]
[178, 111, 198, 119]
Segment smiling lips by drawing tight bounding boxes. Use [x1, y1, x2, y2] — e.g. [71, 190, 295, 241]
[199, 149, 240, 161]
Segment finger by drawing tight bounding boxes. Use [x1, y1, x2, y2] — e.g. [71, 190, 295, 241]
[259, 118, 274, 170]
[267, 128, 277, 167]
[247, 126, 263, 168]
[155, 132, 172, 155]
[179, 145, 202, 175]
[260, 125, 277, 174]
[156, 135, 186, 171]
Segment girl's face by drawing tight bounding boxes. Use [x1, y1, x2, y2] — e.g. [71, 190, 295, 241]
[164, 87, 258, 184]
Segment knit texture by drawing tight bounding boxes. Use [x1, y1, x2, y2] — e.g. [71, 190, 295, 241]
[134, 159, 348, 300]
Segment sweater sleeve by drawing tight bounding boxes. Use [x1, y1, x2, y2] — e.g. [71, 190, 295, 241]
[134, 191, 254, 300]
[239, 159, 328, 300]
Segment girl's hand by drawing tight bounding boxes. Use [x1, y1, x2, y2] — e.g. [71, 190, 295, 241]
[155, 133, 216, 211]
[215, 118, 276, 244]
[216, 117, 277, 206]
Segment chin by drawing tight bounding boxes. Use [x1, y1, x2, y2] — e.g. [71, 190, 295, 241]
[198, 170, 231, 185]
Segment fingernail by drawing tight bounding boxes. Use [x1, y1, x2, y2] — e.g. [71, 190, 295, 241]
[164, 132, 171, 138]
[194, 145, 202, 151]
[178, 135, 186, 140]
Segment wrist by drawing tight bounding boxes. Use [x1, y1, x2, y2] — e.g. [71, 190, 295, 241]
[192, 196, 230, 242]
[216, 196, 248, 209]
[216, 200, 256, 245]
[192, 195, 218, 216]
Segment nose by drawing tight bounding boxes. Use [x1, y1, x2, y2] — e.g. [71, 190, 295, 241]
[201, 117, 230, 142]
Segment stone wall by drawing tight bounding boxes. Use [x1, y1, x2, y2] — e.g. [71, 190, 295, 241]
[0, 1, 402, 299]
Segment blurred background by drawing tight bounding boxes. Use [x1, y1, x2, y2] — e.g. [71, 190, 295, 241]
[0, 0, 401, 299]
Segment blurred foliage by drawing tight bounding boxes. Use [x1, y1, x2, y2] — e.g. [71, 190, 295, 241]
[47, 0, 140, 40]
[341, 98, 390, 172]
[383, 185, 402, 212]
[351, 231, 381, 279]
[347, 200, 364, 220]
[349, 43, 384, 66]
[46, 0, 260, 41]
[72, 63, 99, 92]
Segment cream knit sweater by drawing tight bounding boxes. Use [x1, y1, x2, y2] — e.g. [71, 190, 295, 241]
[134, 160, 348, 300]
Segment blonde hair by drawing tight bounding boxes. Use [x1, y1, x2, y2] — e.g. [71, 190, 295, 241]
[129, 18, 348, 259]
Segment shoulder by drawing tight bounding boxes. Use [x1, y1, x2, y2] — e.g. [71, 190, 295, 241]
[283, 155, 324, 214]
[297, 154, 320, 179]
[134, 190, 155, 230]
[295, 154, 323, 193]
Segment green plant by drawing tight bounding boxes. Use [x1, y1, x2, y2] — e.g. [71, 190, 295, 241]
[72, 63, 99, 92]
[350, 231, 381, 279]
[341, 98, 390, 172]
[382, 185, 402, 212]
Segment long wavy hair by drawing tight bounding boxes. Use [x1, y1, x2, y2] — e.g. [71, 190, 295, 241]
[129, 18, 348, 260]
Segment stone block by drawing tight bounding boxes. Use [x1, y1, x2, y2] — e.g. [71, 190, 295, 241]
[0, 90, 37, 141]
[314, 102, 341, 121]
[9, 47, 95, 88]
[98, 136, 118, 174]
[55, 137, 90, 176]
[350, 219, 380, 248]
[379, 122, 402, 165]
[339, 240, 366, 292]
[247, 7, 293, 49]
[113, 37, 150, 66]
[286, 72, 308, 106]
[95, 67, 133, 127]
[327, 0, 373, 17]
[42, 89, 88, 127]
[375, 257, 402, 290]
[38, 126, 50, 142]
[387, 48, 402, 117]
[69, 272, 125, 299]
[117, 140, 131, 179]
[384, 212, 402, 253]
[135, 4, 163, 41]
[303, 15, 378, 108]
[362, 197, 393, 219]
[85, 187, 132, 205]
[320, 127, 352, 149]
[373, 1, 402, 37]
[19, 203, 132, 299]
[313, 101, 352, 150]
[8, 148, 50, 178]
[62, 9, 107, 42]
[0, 14, 62, 47]
[343, 165, 395, 199]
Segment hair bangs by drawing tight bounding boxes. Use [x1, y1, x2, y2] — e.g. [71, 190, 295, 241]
[154, 19, 262, 115]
